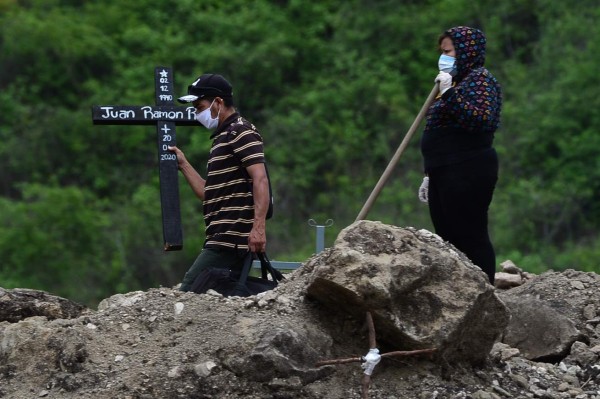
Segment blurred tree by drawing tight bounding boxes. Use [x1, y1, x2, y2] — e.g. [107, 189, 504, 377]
[0, 0, 599, 305]
[0, 184, 119, 305]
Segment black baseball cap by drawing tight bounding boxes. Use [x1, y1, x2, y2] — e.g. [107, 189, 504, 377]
[177, 73, 233, 103]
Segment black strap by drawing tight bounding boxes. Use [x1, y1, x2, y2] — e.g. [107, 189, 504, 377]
[235, 252, 284, 292]
[257, 252, 284, 282]
[236, 251, 254, 288]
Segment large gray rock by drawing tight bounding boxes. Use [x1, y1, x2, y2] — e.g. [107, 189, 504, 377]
[0, 316, 89, 380]
[305, 220, 510, 365]
[498, 269, 600, 362]
[0, 287, 87, 323]
[499, 295, 583, 361]
[225, 324, 334, 384]
[499, 270, 600, 335]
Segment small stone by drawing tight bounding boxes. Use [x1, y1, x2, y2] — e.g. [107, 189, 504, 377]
[557, 382, 570, 392]
[194, 361, 217, 377]
[567, 388, 583, 396]
[168, 366, 181, 378]
[508, 374, 529, 389]
[559, 362, 568, 372]
[567, 341, 598, 368]
[471, 391, 501, 399]
[583, 304, 597, 320]
[115, 355, 125, 362]
[86, 323, 97, 330]
[494, 272, 522, 289]
[257, 299, 269, 308]
[501, 347, 521, 361]
[561, 374, 580, 386]
[121, 323, 130, 331]
[491, 385, 511, 397]
[531, 389, 546, 398]
[500, 260, 522, 274]
[276, 295, 292, 306]
[569, 281, 585, 290]
[39, 390, 49, 397]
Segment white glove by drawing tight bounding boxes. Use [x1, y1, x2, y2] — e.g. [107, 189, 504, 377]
[361, 348, 381, 376]
[435, 71, 453, 94]
[418, 176, 429, 203]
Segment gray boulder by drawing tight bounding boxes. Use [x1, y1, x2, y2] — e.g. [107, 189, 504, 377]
[500, 270, 600, 328]
[499, 269, 600, 354]
[225, 324, 335, 384]
[0, 287, 87, 323]
[499, 295, 583, 361]
[304, 220, 510, 365]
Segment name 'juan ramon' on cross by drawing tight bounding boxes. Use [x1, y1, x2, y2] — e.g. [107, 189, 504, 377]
[98, 105, 196, 121]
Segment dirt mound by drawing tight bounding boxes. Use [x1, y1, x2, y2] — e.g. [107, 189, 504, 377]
[1, 223, 599, 398]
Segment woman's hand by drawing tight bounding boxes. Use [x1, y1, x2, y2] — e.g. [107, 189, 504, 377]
[435, 72, 453, 94]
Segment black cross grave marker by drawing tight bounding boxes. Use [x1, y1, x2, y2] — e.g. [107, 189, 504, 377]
[91, 66, 196, 251]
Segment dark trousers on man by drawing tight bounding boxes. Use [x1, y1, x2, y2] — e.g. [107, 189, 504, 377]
[179, 247, 245, 292]
[427, 151, 498, 284]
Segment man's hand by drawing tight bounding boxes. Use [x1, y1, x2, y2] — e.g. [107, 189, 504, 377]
[248, 223, 266, 253]
[167, 146, 188, 169]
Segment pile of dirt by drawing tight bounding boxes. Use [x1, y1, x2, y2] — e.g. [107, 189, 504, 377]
[1, 223, 599, 399]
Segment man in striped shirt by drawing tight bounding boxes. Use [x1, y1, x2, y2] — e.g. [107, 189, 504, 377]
[169, 74, 270, 292]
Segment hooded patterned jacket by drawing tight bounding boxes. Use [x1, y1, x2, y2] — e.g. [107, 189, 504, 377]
[421, 26, 502, 171]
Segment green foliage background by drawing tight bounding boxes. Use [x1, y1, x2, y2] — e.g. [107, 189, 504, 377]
[1, 0, 599, 306]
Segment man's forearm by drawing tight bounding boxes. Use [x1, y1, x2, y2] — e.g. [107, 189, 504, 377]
[180, 162, 205, 200]
[252, 174, 269, 223]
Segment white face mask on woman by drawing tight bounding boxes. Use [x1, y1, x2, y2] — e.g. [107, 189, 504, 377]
[195, 99, 220, 130]
[438, 54, 456, 75]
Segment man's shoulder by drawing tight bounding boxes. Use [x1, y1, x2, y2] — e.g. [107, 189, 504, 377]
[226, 116, 258, 137]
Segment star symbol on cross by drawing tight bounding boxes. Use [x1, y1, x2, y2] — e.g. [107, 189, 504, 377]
[160, 69, 169, 78]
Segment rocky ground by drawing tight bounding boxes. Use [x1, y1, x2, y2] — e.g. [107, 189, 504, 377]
[1, 225, 599, 399]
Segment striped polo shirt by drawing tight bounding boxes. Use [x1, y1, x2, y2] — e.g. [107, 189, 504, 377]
[203, 113, 265, 250]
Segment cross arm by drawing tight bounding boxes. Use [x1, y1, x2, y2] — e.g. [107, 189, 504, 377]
[91, 105, 197, 126]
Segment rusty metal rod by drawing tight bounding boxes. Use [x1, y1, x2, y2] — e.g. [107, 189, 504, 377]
[380, 348, 437, 358]
[366, 311, 376, 349]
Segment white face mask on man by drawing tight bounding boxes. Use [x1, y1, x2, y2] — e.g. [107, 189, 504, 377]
[195, 99, 220, 130]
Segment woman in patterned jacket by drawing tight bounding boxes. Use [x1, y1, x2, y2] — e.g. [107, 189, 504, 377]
[419, 26, 502, 284]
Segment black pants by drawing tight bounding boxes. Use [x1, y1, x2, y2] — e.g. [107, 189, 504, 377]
[179, 247, 245, 292]
[427, 151, 498, 284]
